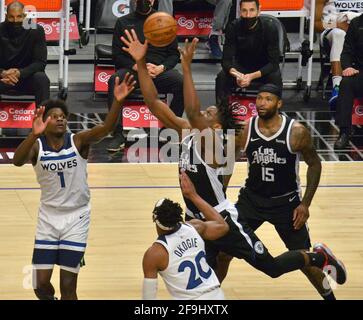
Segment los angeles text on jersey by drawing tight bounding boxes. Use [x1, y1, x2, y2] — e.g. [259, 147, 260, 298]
[251, 146, 287, 165]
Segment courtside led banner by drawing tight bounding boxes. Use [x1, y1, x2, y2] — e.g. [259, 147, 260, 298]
[229, 95, 258, 121]
[0, 102, 36, 128]
[352, 98, 363, 125]
[175, 12, 213, 36]
[123, 102, 163, 128]
[37, 15, 80, 41]
[94, 66, 115, 92]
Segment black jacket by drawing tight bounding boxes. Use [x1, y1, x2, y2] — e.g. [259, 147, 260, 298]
[112, 10, 179, 70]
[0, 23, 47, 79]
[341, 14, 363, 70]
[222, 17, 280, 76]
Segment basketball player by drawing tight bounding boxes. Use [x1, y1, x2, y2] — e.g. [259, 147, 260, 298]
[143, 171, 228, 300]
[13, 74, 136, 300]
[216, 83, 339, 300]
[122, 30, 347, 294]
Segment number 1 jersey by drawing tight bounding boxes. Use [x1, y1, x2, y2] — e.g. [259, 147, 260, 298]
[33, 133, 90, 211]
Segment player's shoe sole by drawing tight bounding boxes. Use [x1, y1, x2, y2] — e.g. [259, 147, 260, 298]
[313, 243, 347, 285]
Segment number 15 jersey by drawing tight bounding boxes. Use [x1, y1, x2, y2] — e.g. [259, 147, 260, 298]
[243, 115, 301, 198]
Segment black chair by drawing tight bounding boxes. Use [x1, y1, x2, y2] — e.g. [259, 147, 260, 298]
[316, 35, 333, 99]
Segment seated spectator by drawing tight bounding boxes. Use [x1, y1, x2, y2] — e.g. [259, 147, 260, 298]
[215, 0, 282, 104]
[334, 14, 363, 149]
[158, 0, 233, 59]
[315, 0, 363, 108]
[107, 0, 184, 152]
[0, 1, 50, 107]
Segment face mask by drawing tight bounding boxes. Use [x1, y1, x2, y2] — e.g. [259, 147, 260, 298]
[5, 21, 24, 36]
[136, 0, 152, 15]
[240, 17, 258, 30]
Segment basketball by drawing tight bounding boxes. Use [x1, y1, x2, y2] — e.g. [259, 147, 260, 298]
[143, 12, 178, 47]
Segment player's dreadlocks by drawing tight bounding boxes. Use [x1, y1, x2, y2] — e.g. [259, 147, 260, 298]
[152, 198, 183, 231]
[216, 97, 243, 136]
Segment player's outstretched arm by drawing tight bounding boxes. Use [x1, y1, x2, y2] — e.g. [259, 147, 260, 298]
[290, 122, 322, 230]
[121, 29, 190, 134]
[13, 106, 50, 166]
[74, 73, 136, 147]
[180, 171, 229, 240]
[142, 244, 167, 300]
[179, 38, 209, 131]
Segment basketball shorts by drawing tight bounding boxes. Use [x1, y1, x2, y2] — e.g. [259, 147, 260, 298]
[236, 187, 311, 251]
[32, 203, 90, 274]
[186, 201, 276, 270]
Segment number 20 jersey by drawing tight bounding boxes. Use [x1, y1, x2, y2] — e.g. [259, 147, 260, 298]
[244, 115, 301, 198]
[156, 223, 220, 300]
[33, 133, 90, 211]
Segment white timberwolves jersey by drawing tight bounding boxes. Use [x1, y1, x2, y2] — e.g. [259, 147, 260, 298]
[323, 0, 363, 28]
[33, 133, 90, 210]
[156, 223, 220, 300]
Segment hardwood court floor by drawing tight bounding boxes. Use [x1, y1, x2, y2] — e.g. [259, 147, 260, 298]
[0, 162, 362, 300]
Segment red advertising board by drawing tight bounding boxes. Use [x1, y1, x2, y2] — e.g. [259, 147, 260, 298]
[94, 66, 115, 92]
[229, 95, 258, 121]
[352, 98, 363, 125]
[37, 15, 80, 41]
[122, 102, 163, 128]
[0, 102, 36, 128]
[175, 12, 213, 36]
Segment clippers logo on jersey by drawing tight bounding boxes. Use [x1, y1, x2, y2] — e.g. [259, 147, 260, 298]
[179, 135, 198, 173]
[251, 146, 287, 166]
[254, 241, 264, 254]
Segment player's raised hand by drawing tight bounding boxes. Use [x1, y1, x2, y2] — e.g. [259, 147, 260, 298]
[121, 29, 148, 62]
[179, 38, 199, 66]
[180, 170, 197, 200]
[113, 73, 137, 102]
[32, 106, 51, 137]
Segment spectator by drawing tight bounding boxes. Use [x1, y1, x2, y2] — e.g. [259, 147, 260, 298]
[107, 0, 184, 152]
[215, 0, 282, 104]
[158, 0, 233, 59]
[315, 0, 363, 108]
[334, 14, 363, 149]
[0, 1, 50, 107]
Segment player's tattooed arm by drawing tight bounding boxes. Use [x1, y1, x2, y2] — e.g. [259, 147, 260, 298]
[290, 122, 322, 207]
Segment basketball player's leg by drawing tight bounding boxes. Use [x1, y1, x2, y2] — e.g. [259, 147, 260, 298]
[58, 207, 90, 300]
[32, 211, 59, 300]
[272, 208, 336, 300]
[215, 196, 264, 283]
[33, 268, 57, 300]
[218, 208, 346, 284]
[60, 269, 79, 300]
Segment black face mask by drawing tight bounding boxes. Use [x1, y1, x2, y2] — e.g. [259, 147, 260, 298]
[136, 0, 152, 15]
[5, 21, 24, 37]
[240, 17, 258, 30]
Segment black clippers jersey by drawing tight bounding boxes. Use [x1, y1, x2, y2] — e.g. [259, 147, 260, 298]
[244, 115, 301, 198]
[179, 132, 227, 219]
